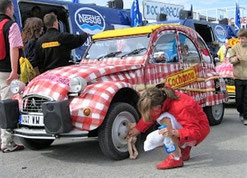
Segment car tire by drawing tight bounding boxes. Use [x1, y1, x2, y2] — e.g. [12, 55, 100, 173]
[19, 138, 54, 150]
[204, 103, 224, 126]
[98, 102, 140, 160]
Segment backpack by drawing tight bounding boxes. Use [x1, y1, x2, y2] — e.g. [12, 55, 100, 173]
[19, 56, 36, 83]
[0, 19, 9, 60]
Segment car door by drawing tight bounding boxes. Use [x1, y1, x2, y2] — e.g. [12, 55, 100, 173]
[177, 32, 207, 104]
[145, 30, 182, 87]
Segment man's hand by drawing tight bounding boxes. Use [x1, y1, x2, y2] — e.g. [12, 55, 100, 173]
[6, 72, 19, 84]
[128, 127, 140, 137]
[237, 54, 242, 61]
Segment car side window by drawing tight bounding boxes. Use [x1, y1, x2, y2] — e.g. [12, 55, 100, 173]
[179, 34, 200, 64]
[152, 32, 178, 63]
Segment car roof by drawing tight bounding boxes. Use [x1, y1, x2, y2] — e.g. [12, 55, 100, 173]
[92, 24, 190, 40]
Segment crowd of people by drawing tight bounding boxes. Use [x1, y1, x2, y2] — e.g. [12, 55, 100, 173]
[0, 0, 88, 153]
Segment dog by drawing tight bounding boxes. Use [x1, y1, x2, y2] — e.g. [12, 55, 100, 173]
[126, 122, 138, 160]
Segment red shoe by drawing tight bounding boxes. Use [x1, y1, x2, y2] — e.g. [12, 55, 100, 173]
[156, 154, 183, 169]
[180, 146, 192, 161]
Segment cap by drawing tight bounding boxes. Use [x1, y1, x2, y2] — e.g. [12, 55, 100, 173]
[158, 125, 167, 130]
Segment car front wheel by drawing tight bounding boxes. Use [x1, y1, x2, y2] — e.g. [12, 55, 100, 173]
[98, 102, 140, 160]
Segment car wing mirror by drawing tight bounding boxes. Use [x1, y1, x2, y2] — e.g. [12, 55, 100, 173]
[153, 51, 166, 63]
[214, 57, 220, 64]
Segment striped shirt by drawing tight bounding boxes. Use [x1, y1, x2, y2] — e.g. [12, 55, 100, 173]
[8, 23, 23, 48]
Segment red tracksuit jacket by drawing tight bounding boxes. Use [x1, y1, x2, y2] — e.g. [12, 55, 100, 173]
[136, 92, 210, 145]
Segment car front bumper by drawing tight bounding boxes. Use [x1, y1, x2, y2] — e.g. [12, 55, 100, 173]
[14, 127, 89, 139]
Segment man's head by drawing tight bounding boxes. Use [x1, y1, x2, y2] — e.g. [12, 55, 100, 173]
[48, 9, 58, 17]
[0, 0, 14, 18]
[43, 13, 58, 30]
[237, 28, 247, 47]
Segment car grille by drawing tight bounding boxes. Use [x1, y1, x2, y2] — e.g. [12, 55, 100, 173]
[22, 95, 52, 113]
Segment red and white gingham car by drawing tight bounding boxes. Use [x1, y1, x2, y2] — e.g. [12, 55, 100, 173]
[5, 24, 228, 160]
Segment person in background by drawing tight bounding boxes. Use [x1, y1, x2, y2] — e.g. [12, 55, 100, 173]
[48, 9, 66, 32]
[21, 17, 44, 75]
[0, 0, 24, 153]
[35, 13, 88, 73]
[229, 28, 247, 125]
[128, 86, 210, 169]
[30, 6, 42, 19]
[208, 41, 220, 59]
[217, 38, 229, 62]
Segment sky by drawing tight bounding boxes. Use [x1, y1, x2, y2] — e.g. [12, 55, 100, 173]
[80, 0, 246, 10]
[76, 0, 247, 19]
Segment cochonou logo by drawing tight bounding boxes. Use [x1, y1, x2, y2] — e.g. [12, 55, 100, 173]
[75, 7, 105, 35]
[215, 25, 227, 43]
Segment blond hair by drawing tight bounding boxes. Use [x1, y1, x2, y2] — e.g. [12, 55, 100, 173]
[138, 86, 178, 122]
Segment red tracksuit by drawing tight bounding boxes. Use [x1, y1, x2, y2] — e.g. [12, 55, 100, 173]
[136, 92, 210, 145]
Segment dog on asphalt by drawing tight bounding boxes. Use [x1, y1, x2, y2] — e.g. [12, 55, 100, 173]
[126, 122, 138, 160]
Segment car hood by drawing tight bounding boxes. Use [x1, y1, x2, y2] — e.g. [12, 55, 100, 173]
[22, 63, 142, 100]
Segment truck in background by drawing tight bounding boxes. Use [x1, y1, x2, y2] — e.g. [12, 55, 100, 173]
[150, 19, 237, 60]
[12, 0, 131, 61]
[12, 1, 237, 63]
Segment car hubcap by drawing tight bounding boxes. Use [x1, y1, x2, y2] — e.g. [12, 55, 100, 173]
[112, 111, 136, 152]
[212, 104, 223, 121]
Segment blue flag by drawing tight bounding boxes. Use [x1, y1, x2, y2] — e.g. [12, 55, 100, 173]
[235, 2, 241, 33]
[73, 0, 78, 3]
[131, 0, 142, 27]
[190, 4, 193, 19]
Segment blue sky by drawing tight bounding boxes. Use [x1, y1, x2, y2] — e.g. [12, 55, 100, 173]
[80, 0, 246, 10]
[73, 0, 246, 18]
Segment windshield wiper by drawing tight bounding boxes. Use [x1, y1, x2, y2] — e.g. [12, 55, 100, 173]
[121, 47, 147, 58]
[97, 51, 122, 60]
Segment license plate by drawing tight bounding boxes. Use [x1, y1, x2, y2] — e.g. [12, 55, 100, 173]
[20, 114, 44, 126]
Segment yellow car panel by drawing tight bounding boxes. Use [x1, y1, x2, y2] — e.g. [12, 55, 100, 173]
[92, 24, 180, 40]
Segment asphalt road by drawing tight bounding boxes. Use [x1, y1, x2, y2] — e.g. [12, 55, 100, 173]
[0, 101, 247, 178]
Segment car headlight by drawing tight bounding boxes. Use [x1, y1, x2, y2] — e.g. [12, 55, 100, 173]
[10, 80, 25, 94]
[69, 77, 87, 93]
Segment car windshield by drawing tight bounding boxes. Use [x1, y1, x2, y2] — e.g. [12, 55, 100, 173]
[85, 35, 150, 60]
